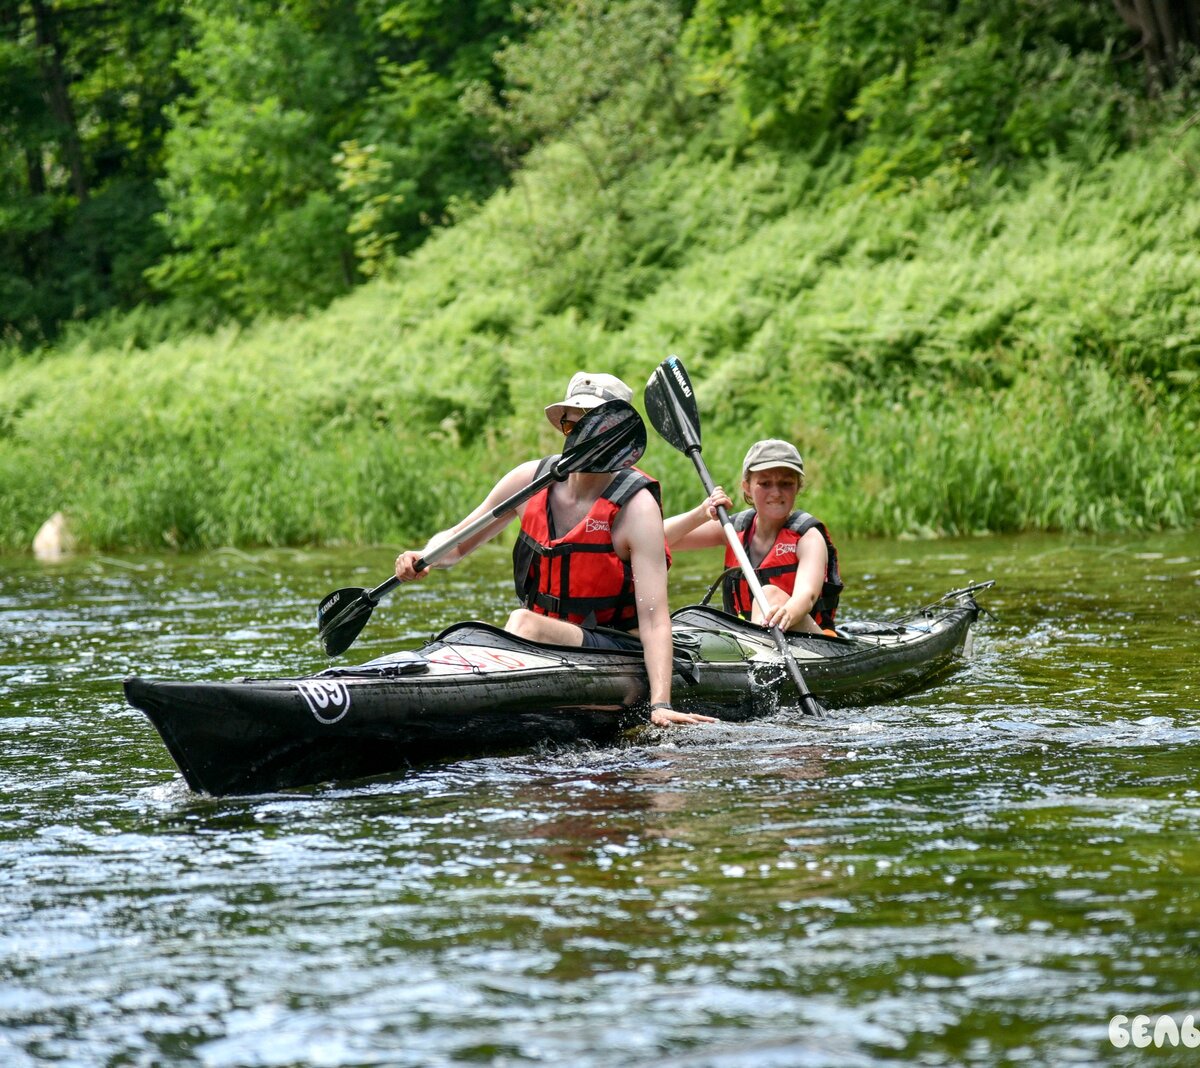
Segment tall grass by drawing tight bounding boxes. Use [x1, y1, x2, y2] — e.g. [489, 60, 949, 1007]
[0, 129, 1196, 552]
[816, 365, 1196, 536]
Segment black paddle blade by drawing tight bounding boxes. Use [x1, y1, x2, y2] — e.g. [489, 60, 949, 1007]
[317, 586, 376, 657]
[644, 355, 702, 454]
[560, 399, 647, 474]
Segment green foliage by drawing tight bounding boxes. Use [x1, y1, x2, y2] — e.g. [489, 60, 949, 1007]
[820, 366, 1197, 537]
[0, 0, 526, 338]
[0, 0, 1189, 339]
[146, 4, 364, 315]
[352, 0, 519, 245]
[682, 0, 1143, 187]
[683, 0, 940, 144]
[2, 0, 1198, 552]
[465, 0, 690, 180]
[0, 0, 189, 345]
[147, 0, 527, 321]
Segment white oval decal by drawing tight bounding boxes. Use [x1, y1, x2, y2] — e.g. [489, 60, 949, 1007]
[297, 680, 351, 724]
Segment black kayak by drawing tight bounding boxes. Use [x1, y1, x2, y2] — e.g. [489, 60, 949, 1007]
[124, 582, 993, 796]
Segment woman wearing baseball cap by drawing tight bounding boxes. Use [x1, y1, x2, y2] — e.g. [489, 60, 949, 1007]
[664, 438, 843, 635]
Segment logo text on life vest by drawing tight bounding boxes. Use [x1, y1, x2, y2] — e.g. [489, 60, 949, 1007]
[586, 518, 611, 533]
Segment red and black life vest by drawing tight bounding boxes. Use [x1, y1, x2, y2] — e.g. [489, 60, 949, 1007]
[512, 458, 670, 631]
[722, 508, 843, 629]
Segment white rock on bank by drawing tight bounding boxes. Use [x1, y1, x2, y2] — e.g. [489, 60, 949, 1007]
[33, 511, 75, 560]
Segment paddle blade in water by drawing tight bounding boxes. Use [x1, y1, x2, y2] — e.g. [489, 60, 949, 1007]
[317, 586, 376, 657]
[561, 399, 647, 474]
[644, 355, 702, 454]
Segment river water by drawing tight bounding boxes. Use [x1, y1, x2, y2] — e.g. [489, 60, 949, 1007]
[1, 532, 1198, 1067]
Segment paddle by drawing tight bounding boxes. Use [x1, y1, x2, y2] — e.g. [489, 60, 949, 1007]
[316, 399, 648, 657]
[644, 355, 826, 717]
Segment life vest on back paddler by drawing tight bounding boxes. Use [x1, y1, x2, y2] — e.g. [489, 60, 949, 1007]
[722, 508, 843, 629]
[513, 457, 671, 631]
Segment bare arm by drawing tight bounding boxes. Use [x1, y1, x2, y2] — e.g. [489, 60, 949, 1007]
[761, 527, 829, 631]
[395, 459, 541, 581]
[663, 486, 733, 551]
[622, 491, 717, 726]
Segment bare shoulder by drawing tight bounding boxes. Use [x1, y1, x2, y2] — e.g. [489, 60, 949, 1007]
[474, 457, 548, 517]
[611, 484, 665, 547]
[800, 524, 828, 547]
[494, 457, 544, 492]
[798, 525, 829, 562]
[621, 485, 667, 522]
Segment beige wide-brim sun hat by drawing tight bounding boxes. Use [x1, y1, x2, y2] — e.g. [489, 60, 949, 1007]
[544, 372, 633, 429]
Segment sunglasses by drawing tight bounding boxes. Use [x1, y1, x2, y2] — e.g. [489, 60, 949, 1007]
[559, 415, 579, 436]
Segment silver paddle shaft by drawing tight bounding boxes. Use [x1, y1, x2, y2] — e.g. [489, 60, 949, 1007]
[714, 505, 776, 620]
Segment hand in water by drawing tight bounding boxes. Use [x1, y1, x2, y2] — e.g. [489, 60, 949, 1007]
[651, 706, 718, 726]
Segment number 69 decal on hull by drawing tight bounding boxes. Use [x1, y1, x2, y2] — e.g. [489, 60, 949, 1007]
[296, 679, 351, 724]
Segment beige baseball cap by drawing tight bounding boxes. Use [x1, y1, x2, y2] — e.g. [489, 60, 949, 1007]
[742, 439, 804, 478]
[544, 372, 633, 429]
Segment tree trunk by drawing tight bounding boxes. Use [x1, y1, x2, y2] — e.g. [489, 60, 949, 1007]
[25, 147, 46, 196]
[1113, 0, 1200, 89]
[1153, 0, 1180, 69]
[1182, 0, 1200, 46]
[30, 0, 88, 202]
